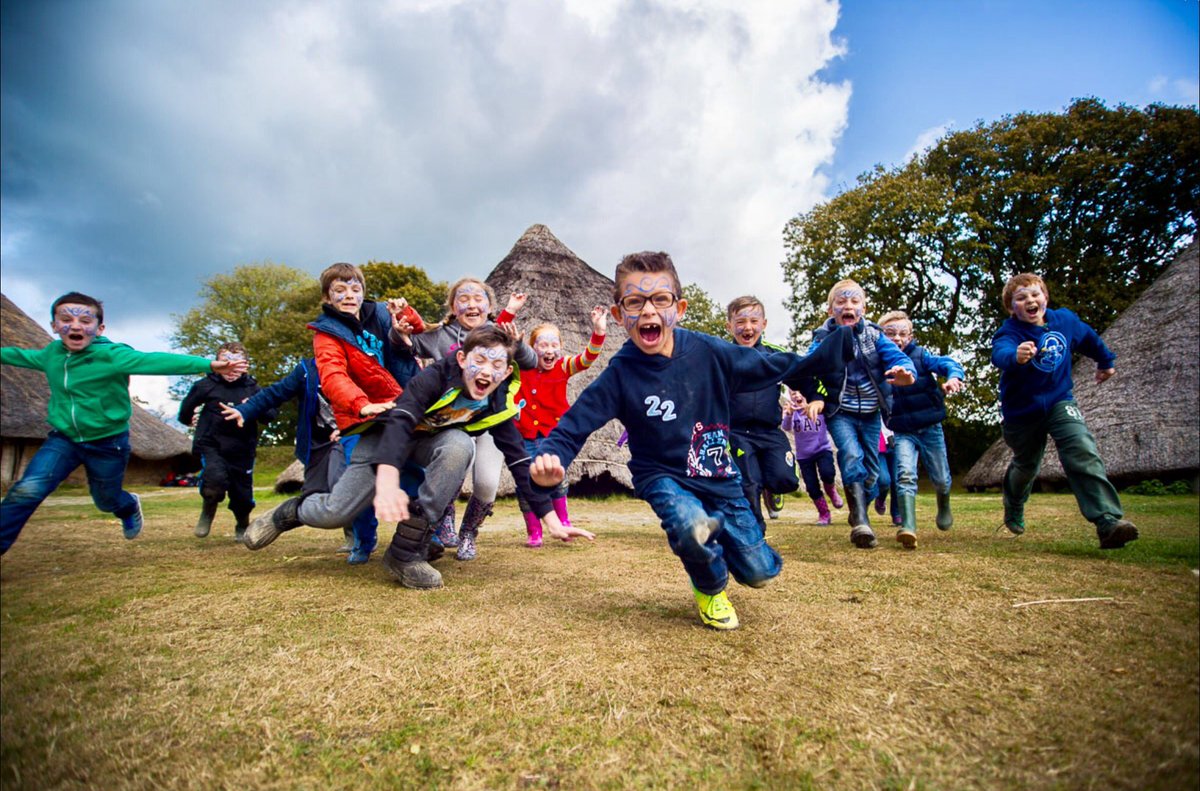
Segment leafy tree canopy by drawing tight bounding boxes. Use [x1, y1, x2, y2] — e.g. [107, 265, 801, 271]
[783, 98, 1199, 422]
[679, 283, 728, 338]
[361, 261, 448, 325]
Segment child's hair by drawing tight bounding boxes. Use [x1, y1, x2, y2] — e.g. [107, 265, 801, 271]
[217, 341, 248, 358]
[319, 263, 366, 296]
[462, 324, 514, 360]
[726, 295, 765, 320]
[443, 277, 499, 323]
[612, 251, 682, 304]
[51, 292, 104, 324]
[1001, 273, 1048, 313]
[827, 279, 866, 307]
[528, 322, 560, 346]
[877, 310, 910, 327]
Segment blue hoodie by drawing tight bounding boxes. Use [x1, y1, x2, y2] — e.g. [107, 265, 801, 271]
[537, 326, 853, 500]
[991, 307, 1115, 423]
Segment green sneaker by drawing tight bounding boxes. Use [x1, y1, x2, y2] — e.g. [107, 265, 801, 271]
[693, 588, 739, 631]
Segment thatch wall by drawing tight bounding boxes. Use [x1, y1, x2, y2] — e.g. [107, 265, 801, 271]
[273, 224, 634, 497]
[962, 242, 1200, 491]
[1, 293, 197, 489]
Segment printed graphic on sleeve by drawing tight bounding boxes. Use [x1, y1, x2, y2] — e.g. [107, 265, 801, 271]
[1032, 331, 1068, 373]
[686, 422, 737, 479]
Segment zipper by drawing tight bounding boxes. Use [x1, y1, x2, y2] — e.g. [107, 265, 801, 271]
[64, 352, 83, 441]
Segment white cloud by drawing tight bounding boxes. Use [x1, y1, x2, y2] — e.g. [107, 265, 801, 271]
[1148, 74, 1199, 106]
[903, 121, 953, 163]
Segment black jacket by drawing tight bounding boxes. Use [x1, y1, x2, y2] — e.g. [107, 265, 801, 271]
[179, 373, 274, 460]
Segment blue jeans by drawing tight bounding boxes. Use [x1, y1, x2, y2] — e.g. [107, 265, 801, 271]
[825, 411, 882, 489]
[0, 430, 137, 554]
[640, 477, 782, 595]
[894, 424, 952, 498]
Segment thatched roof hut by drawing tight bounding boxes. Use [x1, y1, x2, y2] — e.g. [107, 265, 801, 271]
[273, 224, 634, 496]
[484, 224, 632, 495]
[1, 293, 197, 489]
[962, 242, 1200, 491]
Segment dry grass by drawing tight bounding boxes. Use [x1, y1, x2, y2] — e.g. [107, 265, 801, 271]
[2, 488, 1197, 790]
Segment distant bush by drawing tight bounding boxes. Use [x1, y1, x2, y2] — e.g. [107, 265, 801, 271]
[1123, 479, 1193, 496]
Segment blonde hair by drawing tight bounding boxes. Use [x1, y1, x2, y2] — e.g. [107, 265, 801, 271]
[877, 310, 910, 327]
[827, 279, 866, 307]
[442, 277, 499, 324]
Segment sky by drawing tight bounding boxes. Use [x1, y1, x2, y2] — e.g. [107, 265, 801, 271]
[2, 0, 1197, 414]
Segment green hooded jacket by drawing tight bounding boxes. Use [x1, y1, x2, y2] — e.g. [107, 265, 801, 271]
[1, 337, 213, 443]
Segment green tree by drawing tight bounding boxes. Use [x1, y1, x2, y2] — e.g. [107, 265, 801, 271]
[679, 283, 728, 337]
[783, 98, 1199, 431]
[361, 261, 449, 324]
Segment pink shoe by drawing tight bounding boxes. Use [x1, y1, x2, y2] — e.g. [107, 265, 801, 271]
[824, 483, 844, 509]
[523, 511, 543, 548]
[814, 495, 831, 525]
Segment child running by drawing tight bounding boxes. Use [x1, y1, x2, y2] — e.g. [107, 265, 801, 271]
[878, 310, 964, 549]
[393, 277, 535, 561]
[513, 306, 607, 546]
[179, 341, 273, 542]
[780, 388, 842, 525]
[0, 292, 246, 553]
[991, 273, 1137, 549]
[531, 251, 855, 630]
[371, 325, 594, 588]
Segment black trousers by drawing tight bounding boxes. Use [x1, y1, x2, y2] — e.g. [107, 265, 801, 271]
[731, 428, 799, 524]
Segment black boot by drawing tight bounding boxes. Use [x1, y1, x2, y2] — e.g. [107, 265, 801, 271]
[935, 491, 953, 531]
[243, 496, 303, 551]
[194, 497, 219, 538]
[231, 505, 253, 543]
[845, 482, 877, 549]
[383, 513, 443, 589]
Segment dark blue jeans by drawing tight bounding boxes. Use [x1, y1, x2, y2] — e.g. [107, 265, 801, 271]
[0, 430, 137, 554]
[641, 477, 782, 595]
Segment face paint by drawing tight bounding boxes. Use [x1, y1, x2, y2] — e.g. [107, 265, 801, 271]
[1010, 285, 1048, 324]
[53, 304, 102, 350]
[729, 306, 766, 346]
[327, 278, 364, 314]
[617, 273, 681, 355]
[829, 288, 866, 325]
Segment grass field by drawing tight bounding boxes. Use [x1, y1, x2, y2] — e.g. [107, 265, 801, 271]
[1, 478, 1197, 790]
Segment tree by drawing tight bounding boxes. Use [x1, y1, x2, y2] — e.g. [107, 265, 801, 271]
[361, 261, 448, 324]
[782, 98, 1199, 431]
[679, 283, 728, 338]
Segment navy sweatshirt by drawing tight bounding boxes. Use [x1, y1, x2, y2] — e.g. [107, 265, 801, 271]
[730, 339, 790, 433]
[537, 327, 853, 500]
[991, 307, 1115, 423]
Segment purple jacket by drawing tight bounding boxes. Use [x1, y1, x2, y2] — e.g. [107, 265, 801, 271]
[782, 410, 832, 460]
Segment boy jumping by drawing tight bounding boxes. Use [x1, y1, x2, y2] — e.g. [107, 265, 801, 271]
[1, 292, 246, 554]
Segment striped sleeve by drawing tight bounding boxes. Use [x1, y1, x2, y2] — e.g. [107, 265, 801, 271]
[564, 332, 605, 377]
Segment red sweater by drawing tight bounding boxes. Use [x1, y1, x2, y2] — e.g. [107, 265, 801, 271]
[516, 332, 605, 439]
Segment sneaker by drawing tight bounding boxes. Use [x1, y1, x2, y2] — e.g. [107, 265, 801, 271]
[382, 550, 443, 589]
[1002, 517, 1025, 536]
[765, 491, 784, 519]
[693, 588, 739, 630]
[896, 529, 917, 550]
[121, 493, 144, 540]
[1099, 519, 1139, 550]
[347, 546, 372, 564]
[456, 530, 477, 561]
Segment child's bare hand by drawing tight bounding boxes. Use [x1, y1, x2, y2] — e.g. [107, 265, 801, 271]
[590, 305, 608, 335]
[942, 378, 964, 395]
[530, 454, 565, 487]
[219, 403, 245, 427]
[506, 292, 528, 314]
[360, 401, 395, 417]
[498, 322, 520, 343]
[885, 366, 915, 386]
[373, 486, 409, 523]
[804, 399, 824, 423]
[1095, 367, 1115, 384]
[212, 358, 249, 376]
[387, 298, 412, 334]
[1015, 341, 1038, 364]
[546, 519, 595, 543]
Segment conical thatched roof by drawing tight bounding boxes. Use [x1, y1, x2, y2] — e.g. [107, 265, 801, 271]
[962, 242, 1200, 490]
[485, 224, 633, 494]
[1, 293, 193, 461]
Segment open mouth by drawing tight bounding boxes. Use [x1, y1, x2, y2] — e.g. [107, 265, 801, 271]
[469, 374, 493, 395]
[739, 331, 756, 341]
[540, 353, 558, 368]
[638, 322, 663, 345]
[66, 332, 87, 344]
[837, 312, 858, 325]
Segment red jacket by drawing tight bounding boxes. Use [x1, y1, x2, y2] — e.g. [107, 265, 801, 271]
[516, 332, 605, 439]
[313, 332, 403, 431]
